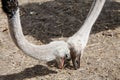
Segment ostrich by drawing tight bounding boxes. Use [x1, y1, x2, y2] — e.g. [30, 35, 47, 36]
[2, 0, 107, 70]
[67, 0, 106, 69]
[1, 0, 71, 69]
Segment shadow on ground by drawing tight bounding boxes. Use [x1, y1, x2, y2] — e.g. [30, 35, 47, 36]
[0, 0, 119, 79]
[0, 65, 57, 80]
[20, 0, 120, 43]
[0, 60, 72, 80]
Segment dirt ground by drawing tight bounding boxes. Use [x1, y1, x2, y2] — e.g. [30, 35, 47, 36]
[0, 0, 120, 80]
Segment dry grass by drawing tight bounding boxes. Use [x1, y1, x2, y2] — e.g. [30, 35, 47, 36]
[0, 0, 120, 80]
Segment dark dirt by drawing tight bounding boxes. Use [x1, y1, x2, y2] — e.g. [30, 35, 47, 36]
[0, 0, 120, 80]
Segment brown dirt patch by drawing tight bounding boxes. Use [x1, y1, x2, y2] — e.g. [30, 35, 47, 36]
[0, 0, 120, 80]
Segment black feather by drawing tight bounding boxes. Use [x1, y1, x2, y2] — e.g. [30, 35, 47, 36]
[1, 0, 19, 18]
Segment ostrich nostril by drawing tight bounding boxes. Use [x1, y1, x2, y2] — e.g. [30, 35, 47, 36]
[76, 60, 79, 64]
[65, 54, 68, 58]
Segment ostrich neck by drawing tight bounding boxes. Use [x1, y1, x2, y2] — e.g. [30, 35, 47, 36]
[8, 9, 56, 61]
[71, 0, 105, 46]
[9, 10, 28, 49]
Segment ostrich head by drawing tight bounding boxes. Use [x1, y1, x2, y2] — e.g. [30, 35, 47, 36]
[50, 41, 71, 69]
[69, 46, 81, 70]
[67, 37, 82, 70]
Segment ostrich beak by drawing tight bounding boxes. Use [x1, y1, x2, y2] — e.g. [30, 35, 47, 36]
[71, 54, 81, 70]
[70, 48, 81, 70]
[57, 57, 65, 69]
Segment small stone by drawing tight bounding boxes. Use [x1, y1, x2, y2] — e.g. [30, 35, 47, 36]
[30, 11, 35, 15]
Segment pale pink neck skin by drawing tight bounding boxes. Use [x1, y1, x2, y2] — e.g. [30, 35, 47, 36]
[8, 9, 70, 62]
[67, 0, 106, 54]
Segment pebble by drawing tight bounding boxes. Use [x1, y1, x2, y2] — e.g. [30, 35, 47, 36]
[30, 11, 36, 15]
